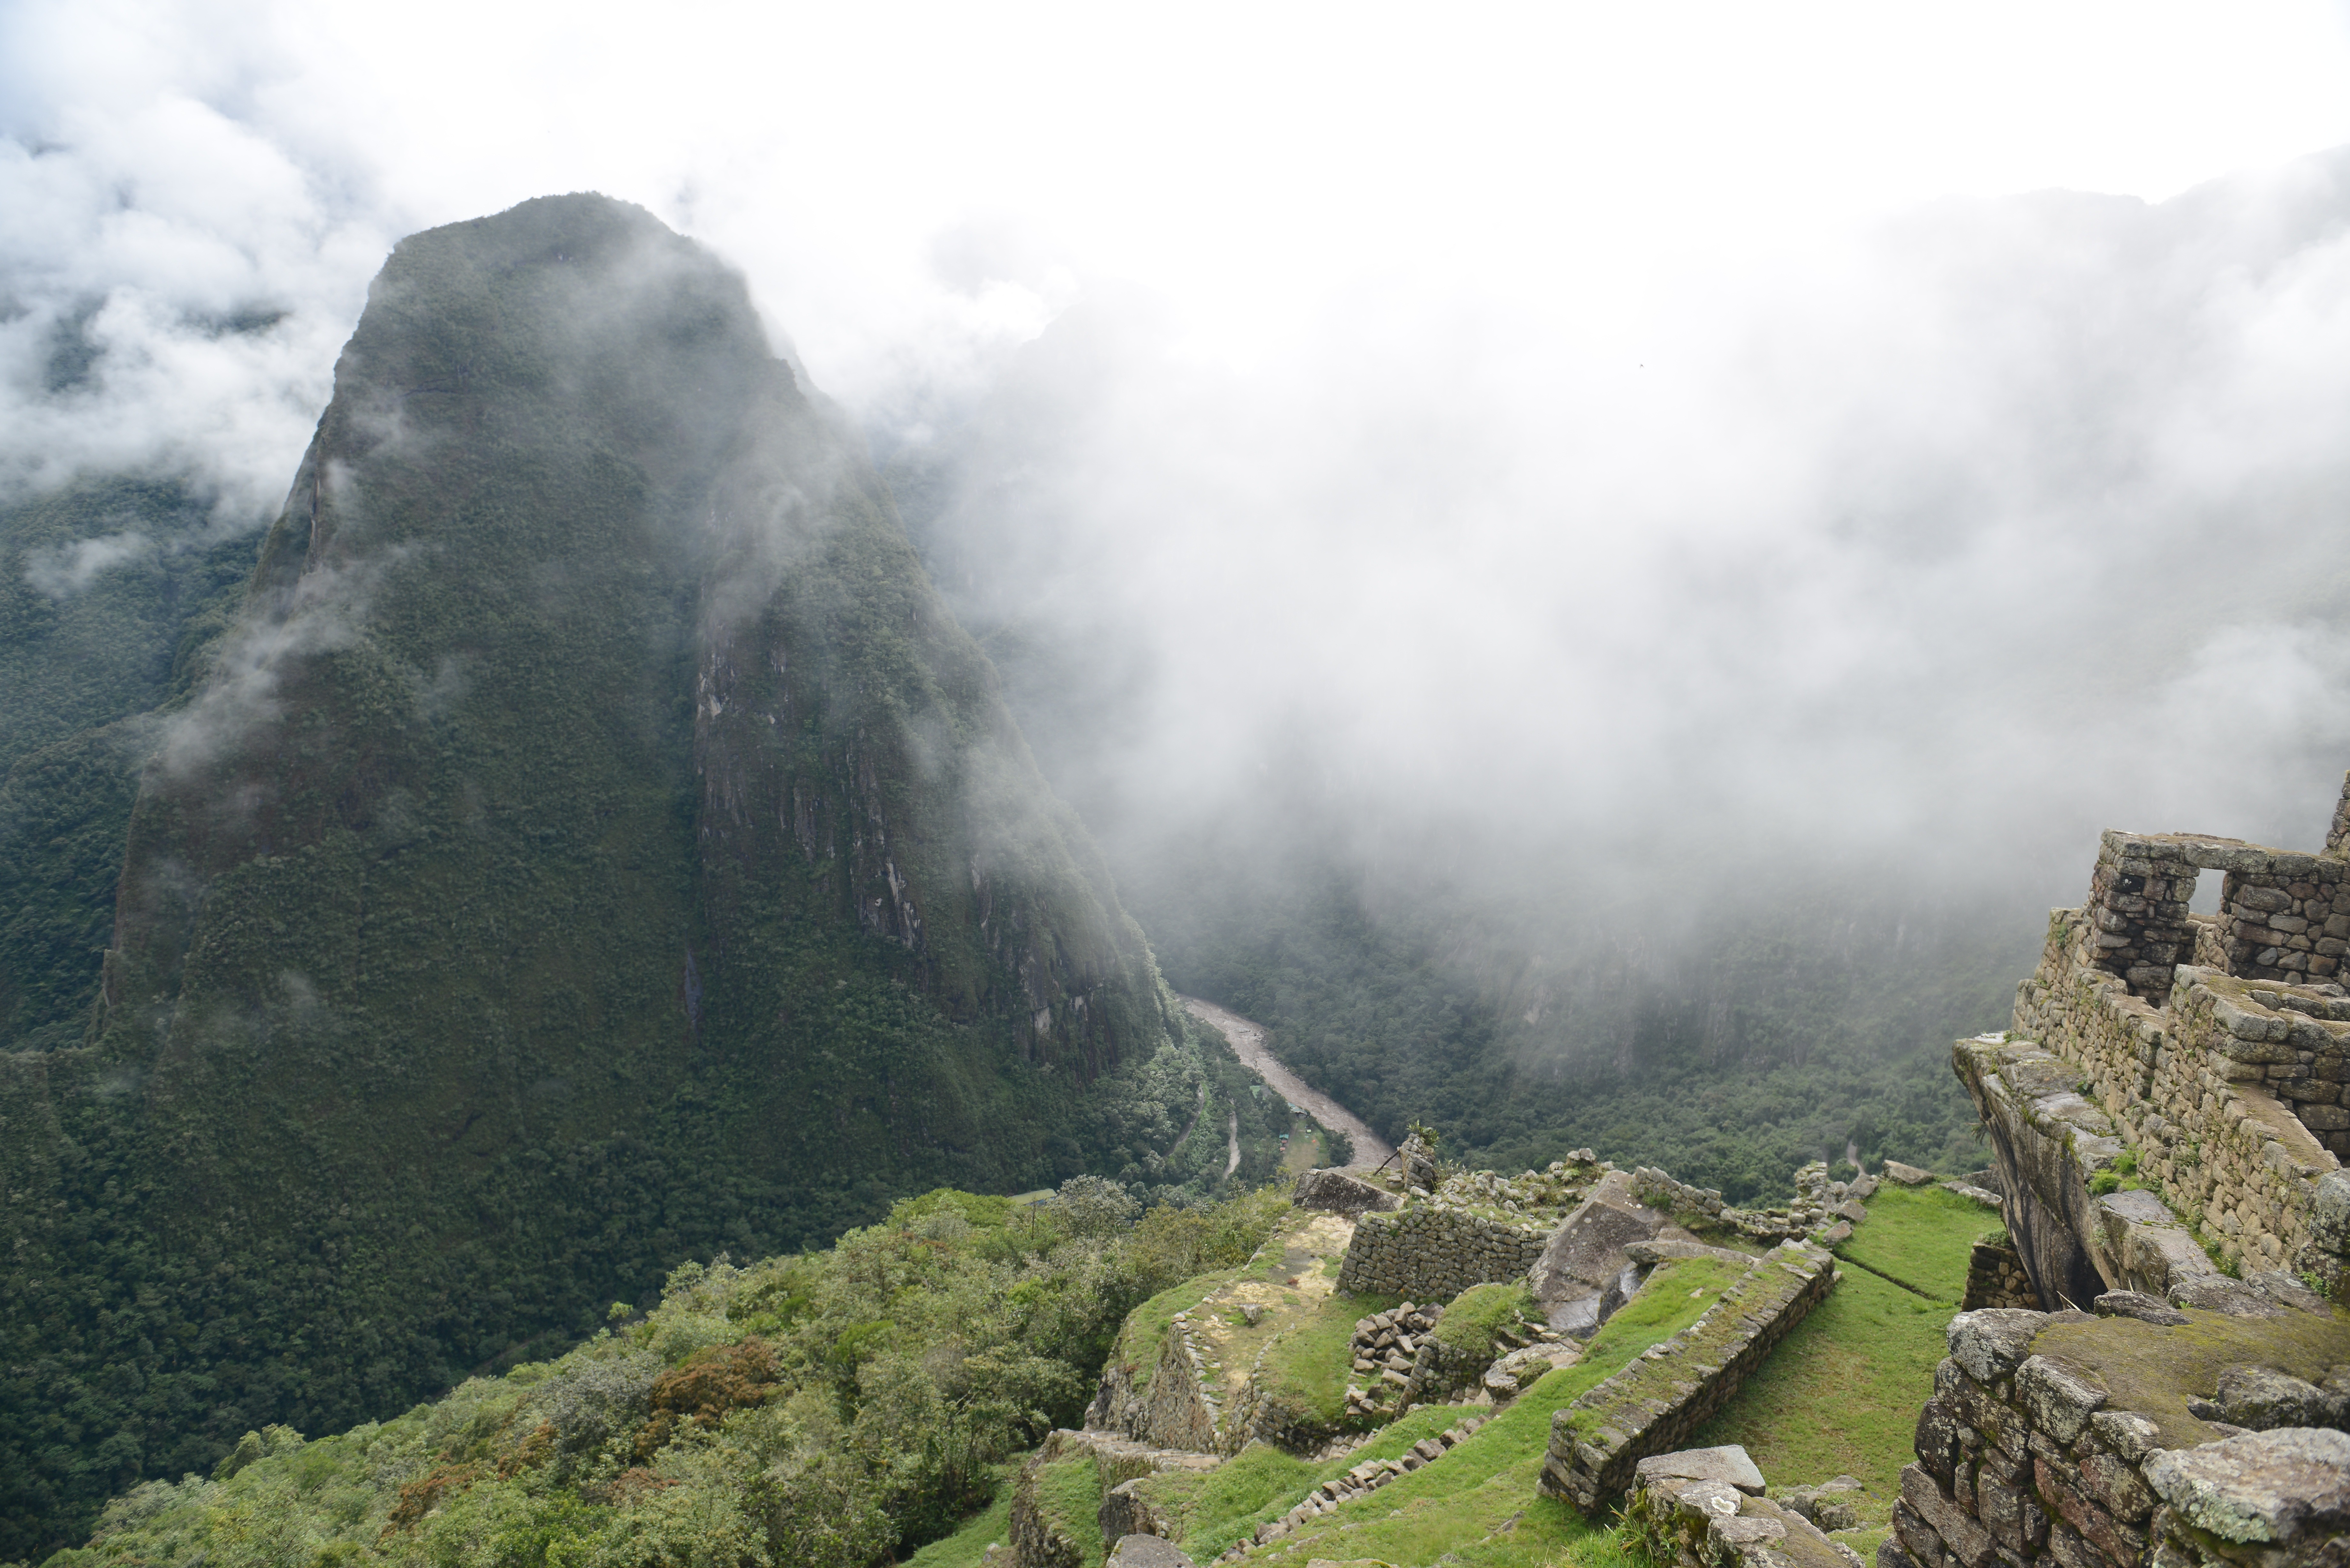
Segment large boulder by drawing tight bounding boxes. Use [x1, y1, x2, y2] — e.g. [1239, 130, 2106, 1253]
[1529, 1169, 1665, 1336]
[1292, 1168, 1400, 1216]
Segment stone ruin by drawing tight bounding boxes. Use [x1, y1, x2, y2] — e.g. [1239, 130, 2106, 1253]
[1962, 773, 2350, 1313]
[1889, 772, 2350, 1568]
[1627, 1445, 1872, 1568]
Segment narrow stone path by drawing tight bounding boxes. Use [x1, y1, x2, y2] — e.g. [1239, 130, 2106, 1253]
[1180, 995, 1395, 1174]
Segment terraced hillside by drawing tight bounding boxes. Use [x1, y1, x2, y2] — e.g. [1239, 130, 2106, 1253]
[47, 1142, 2002, 1568]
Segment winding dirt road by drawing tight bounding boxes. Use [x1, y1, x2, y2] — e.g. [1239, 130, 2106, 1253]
[1180, 995, 1395, 1174]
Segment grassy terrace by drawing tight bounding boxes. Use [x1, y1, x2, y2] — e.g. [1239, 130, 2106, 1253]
[1692, 1182, 1987, 1557]
[914, 1178, 1994, 1567]
[1830, 1183, 1989, 1301]
[904, 1484, 1013, 1567]
[1235, 1255, 1744, 1567]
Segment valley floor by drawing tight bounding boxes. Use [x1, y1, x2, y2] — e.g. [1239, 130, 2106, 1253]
[1180, 997, 1395, 1174]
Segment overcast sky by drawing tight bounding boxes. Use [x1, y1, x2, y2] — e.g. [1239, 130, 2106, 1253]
[9, 0, 2350, 925]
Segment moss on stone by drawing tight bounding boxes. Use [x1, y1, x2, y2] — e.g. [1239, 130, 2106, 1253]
[2032, 1305, 2350, 1450]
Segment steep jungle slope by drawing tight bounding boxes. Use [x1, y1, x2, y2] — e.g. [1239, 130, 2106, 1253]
[0, 194, 1221, 1559]
[0, 479, 255, 1051]
[43, 1183, 1297, 1568]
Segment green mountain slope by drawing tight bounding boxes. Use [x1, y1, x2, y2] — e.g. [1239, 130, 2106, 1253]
[0, 194, 1227, 1559]
[0, 478, 255, 1052]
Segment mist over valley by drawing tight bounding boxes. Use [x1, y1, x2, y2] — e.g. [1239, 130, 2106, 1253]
[8, 5, 2350, 1562]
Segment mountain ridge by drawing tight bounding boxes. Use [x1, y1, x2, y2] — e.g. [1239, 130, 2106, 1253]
[0, 193, 1269, 1558]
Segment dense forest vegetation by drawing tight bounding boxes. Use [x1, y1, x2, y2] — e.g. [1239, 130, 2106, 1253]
[38, 1181, 1296, 1568]
[1128, 845, 2024, 1201]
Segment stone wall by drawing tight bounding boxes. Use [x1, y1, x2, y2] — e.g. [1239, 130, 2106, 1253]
[1988, 921, 2350, 1293]
[1967, 785, 2350, 1302]
[1540, 1240, 1839, 1513]
[1894, 1298, 2350, 1568]
[1960, 1239, 2042, 1312]
[2078, 831, 2348, 998]
[1110, 1310, 1223, 1453]
[1336, 1202, 1550, 1301]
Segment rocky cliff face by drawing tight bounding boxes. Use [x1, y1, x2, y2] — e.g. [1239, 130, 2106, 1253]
[0, 194, 1177, 1557]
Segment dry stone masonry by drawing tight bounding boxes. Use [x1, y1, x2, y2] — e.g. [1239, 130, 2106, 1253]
[1542, 1240, 1840, 1512]
[1967, 773, 2350, 1308]
[1341, 1300, 1445, 1419]
[1336, 1158, 1594, 1302]
[2081, 825, 2350, 999]
[1340, 1289, 1572, 1420]
[1962, 1238, 2044, 1312]
[1638, 1160, 1874, 1246]
[1894, 1287, 2350, 1568]
[1888, 768, 2350, 1568]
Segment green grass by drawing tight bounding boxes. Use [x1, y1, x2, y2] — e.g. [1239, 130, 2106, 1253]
[1252, 1287, 1399, 1427]
[1139, 1406, 1461, 1558]
[2035, 1304, 2350, 1450]
[903, 1485, 1014, 1567]
[1240, 1257, 1741, 1566]
[1434, 1281, 1538, 1361]
[1832, 1184, 1989, 1301]
[1689, 1266, 1952, 1515]
[1031, 1456, 1105, 1565]
[1112, 1270, 1243, 1396]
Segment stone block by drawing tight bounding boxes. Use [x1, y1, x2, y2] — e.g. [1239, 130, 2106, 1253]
[1974, 1464, 2028, 1555]
[2144, 1428, 2350, 1545]
[2216, 1366, 2339, 1431]
[1105, 1535, 1196, 1568]
[2016, 1354, 2107, 1445]
[1901, 1462, 1998, 1568]
[1914, 1396, 1964, 1488]
[1292, 1168, 1401, 1216]
[2092, 1290, 2188, 1325]
[2316, 1171, 2350, 1253]
[1885, 1161, 1936, 1186]
[2087, 1409, 2162, 1465]
[1633, 1444, 1767, 1495]
[2042, 1519, 2102, 1568]
[2078, 1451, 2156, 1525]
[1947, 1310, 2048, 1384]
[2168, 1275, 2290, 1318]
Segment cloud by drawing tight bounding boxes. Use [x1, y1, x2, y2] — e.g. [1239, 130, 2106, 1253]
[23, 529, 150, 596]
[8, 0, 2350, 974]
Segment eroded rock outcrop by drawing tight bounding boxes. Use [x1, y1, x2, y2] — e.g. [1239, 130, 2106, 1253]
[1529, 1169, 1667, 1335]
